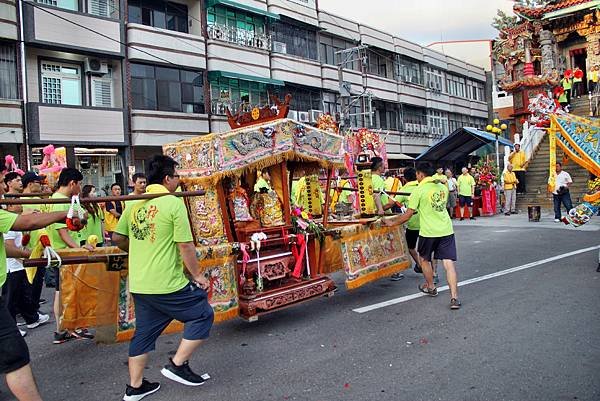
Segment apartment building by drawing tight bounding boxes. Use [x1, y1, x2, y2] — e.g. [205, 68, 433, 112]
[1, 0, 491, 188]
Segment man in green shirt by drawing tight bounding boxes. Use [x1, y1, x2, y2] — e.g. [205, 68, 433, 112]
[0, 206, 76, 401]
[114, 155, 213, 401]
[390, 168, 420, 281]
[397, 162, 460, 310]
[456, 167, 476, 221]
[47, 168, 94, 344]
[371, 157, 394, 215]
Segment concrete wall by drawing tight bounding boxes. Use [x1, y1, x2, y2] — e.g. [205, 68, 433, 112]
[127, 24, 206, 69]
[28, 5, 121, 55]
[0, 0, 17, 40]
[130, 109, 209, 146]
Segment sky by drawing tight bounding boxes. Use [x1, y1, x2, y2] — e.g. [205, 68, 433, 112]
[318, 0, 516, 45]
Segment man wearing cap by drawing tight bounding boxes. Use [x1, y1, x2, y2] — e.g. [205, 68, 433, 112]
[21, 172, 48, 310]
[508, 144, 527, 194]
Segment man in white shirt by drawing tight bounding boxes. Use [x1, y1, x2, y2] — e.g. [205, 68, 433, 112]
[551, 162, 573, 222]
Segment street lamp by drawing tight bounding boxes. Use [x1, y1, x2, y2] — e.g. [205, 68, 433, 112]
[487, 120, 508, 212]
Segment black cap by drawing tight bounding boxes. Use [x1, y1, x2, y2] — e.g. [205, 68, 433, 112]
[21, 171, 45, 187]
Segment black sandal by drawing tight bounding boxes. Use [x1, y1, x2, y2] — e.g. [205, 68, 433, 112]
[418, 283, 438, 297]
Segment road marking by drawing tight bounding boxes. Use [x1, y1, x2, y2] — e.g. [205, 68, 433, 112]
[353, 245, 600, 314]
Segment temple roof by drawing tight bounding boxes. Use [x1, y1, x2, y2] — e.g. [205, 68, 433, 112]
[514, 0, 594, 19]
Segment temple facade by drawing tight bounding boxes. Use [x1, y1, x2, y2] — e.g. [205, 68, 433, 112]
[493, 0, 600, 135]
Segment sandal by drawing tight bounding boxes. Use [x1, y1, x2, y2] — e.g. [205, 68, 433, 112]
[418, 283, 437, 297]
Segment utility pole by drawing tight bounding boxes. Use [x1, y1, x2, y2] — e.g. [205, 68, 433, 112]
[336, 45, 373, 129]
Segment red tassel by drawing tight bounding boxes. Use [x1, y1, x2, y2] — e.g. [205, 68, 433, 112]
[291, 234, 307, 278]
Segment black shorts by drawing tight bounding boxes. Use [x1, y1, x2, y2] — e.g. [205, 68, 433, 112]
[53, 266, 60, 292]
[129, 283, 214, 357]
[405, 228, 419, 249]
[0, 296, 30, 374]
[418, 234, 457, 262]
[458, 195, 472, 207]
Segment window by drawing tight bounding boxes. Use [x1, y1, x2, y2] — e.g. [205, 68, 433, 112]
[41, 61, 82, 105]
[397, 56, 423, 85]
[271, 21, 318, 60]
[131, 63, 204, 113]
[207, 5, 265, 34]
[322, 92, 339, 116]
[400, 105, 427, 129]
[466, 80, 485, 101]
[319, 35, 359, 70]
[425, 67, 444, 92]
[36, 0, 78, 11]
[210, 77, 268, 115]
[373, 101, 398, 130]
[0, 44, 18, 100]
[128, 0, 188, 33]
[206, 6, 270, 50]
[88, 0, 118, 18]
[446, 74, 466, 98]
[271, 85, 321, 111]
[427, 110, 448, 136]
[367, 50, 393, 79]
[91, 67, 113, 107]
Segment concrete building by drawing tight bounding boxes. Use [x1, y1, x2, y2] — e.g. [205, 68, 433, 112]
[1, 0, 492, 189]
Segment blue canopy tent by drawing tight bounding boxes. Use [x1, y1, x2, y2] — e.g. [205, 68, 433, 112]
[415, 127, 514, 162]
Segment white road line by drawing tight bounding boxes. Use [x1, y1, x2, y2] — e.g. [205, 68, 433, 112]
[352, 245, 600, 314]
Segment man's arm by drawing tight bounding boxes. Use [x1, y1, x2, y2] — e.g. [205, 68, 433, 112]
[58, 228, 80, 249]
[5, 239, 31, 258]
[178, 242, 209, 289]
[374, 193, 384, 215]
[112, 232, 129, 252]
[10, 211, 68, 232]
[397, 208, 415, 225]
[106, 202, 121, 218]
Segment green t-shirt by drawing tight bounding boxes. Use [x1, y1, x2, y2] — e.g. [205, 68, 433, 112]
[397, 180, 420, 231]
[48, 193, 78, 250]
[22, 196, 48, 250]
[408, 177, 453, 238]
[115, 184, 194, 295]
[457, 174, 476, 197]
[0, 210, 18, 287]
[82, 213, 104, 244]
[372, 173, 388, 207]
[338, 180, 352, 204]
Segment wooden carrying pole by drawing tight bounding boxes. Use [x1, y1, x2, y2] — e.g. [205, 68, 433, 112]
[0, 190, 206, 206]
[332, 186, 411, 197]
[22, 253, 128, 268]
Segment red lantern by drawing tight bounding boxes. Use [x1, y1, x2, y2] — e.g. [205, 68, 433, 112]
[574, 69, 584, 79]
[564, 69, 573, 79]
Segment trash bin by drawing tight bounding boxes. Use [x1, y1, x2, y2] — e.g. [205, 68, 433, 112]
[528, 205, 541, 222]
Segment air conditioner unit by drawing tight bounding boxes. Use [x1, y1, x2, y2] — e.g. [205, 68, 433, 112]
[287, 110, 298, 120]
[413, 124, 420, 133]
[85, 58, 108, 75]
[298, 111, 310, 123]
[309, 109, 323, 123]
[404, 123, 413, 132]
[273, 41, 287, 54]
[421, 124, 429, 133]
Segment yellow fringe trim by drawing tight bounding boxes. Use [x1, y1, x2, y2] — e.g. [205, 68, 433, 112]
[345, 260, 410, 290]
[583, 191, 600, 203]
[213, 306, 240, 323]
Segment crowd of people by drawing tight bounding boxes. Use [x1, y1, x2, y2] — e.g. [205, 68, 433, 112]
[0, 156, 214, 401]
[556, 65, 599, 111]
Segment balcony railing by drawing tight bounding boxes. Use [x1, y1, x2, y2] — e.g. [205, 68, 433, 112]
[207, 24, 271, 51]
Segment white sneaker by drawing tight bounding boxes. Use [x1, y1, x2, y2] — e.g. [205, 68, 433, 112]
[26, 313, 50, 329]
[554, 219, 560, 223]
[19, 328, 27, 337]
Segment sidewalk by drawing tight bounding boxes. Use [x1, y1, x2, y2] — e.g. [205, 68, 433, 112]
[452, 212, 600, 232]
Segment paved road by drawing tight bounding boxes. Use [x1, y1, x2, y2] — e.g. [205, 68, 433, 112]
[1, 216, 599, 401]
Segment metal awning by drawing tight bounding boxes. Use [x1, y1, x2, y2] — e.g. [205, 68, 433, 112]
[543, 0, 600, 20]
[208, 71, 284, 86]
[415, 127, 513, 162]
[206, 0, 280, 20]
[387, 153, 414, 160]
